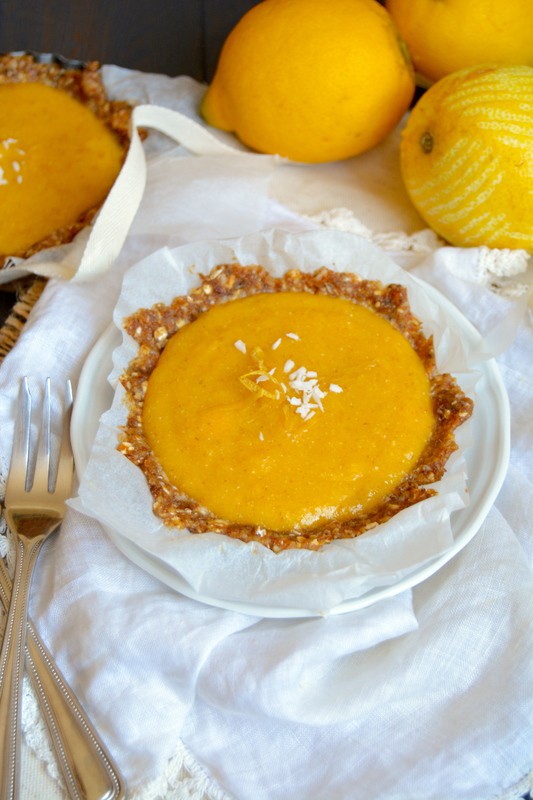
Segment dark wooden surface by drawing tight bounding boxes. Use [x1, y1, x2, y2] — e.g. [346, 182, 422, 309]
[0, 0, 261, 81]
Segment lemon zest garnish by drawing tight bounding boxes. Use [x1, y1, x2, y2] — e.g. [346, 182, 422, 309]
[240, 370, 282, 400]
[239, 344, 285, 399]
[236, 340, 343, 418]
[250, 346, 266, 365]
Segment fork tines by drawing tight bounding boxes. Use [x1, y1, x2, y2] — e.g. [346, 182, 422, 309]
[7, 377, 74, 502]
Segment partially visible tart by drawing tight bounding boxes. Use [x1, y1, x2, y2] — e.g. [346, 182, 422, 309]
[0, 54, 132, 267]
[119, 264, 473, 552]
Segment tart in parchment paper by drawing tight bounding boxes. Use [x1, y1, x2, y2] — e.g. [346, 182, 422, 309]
[118, 263, 473, 552]
[0, 53, 133, 271]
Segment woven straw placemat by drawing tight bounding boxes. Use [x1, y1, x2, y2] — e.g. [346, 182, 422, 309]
[0, 277, 47, 364]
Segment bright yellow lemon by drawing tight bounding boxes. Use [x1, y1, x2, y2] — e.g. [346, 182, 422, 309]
[386, 0, 533, 84]
[400, 65, 533, 250]
[201, 0, 414, 163]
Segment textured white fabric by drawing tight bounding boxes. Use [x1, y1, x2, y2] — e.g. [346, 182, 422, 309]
[0, 70, 532, 800]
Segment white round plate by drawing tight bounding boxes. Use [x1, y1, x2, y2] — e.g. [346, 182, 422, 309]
[72, 287, 510, 618]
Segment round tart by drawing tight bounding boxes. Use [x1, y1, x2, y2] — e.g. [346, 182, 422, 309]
[0, 53, 132, 268]
[119, 264, 473, 552]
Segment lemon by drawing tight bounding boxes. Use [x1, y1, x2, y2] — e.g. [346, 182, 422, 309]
[386, 0, 533, 84]
[400, 65, 533, 250]
[201, 0, 414, 163]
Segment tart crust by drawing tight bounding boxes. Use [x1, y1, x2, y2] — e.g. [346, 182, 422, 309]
[118, 264, 474, 552]
[0, 53, 133, 268]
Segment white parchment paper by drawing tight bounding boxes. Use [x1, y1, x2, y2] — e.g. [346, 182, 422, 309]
[74, 228, 490, 614]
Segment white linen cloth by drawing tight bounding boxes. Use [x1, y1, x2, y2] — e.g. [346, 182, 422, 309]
[0, 68, 532, 800]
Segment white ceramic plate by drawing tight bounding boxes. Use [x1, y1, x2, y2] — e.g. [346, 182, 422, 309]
[72, 286, 510, 618]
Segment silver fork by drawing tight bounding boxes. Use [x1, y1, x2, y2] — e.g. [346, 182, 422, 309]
[0, 378, 125, 800]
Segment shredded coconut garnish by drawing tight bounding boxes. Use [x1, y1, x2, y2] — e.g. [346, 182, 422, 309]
[2, 138, 17, 149]
[286, 365, 332, 421]
[286, 332, 300, 340]
[236, 339, 343, 422]
[0, 151, 26, 186]
[259, 431, 265, 441]
[272, 338, 282, 350]
[283, 359, 295, 373]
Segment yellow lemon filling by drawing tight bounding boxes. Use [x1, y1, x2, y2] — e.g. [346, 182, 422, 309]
[0, 82, 123, 256]
[142, 292, 435, 532]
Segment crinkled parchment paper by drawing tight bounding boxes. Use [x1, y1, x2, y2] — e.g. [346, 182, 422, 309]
[74, 228, 485, 614]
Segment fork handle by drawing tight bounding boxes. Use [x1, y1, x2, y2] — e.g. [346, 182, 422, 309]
[0, 557, 125, 800]
[0, 532, 47, 800]
[25, 624, 126, 800]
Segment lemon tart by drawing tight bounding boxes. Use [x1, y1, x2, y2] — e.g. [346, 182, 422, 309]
[0, 54, 132, 267]
[119, 264, 473, 552]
